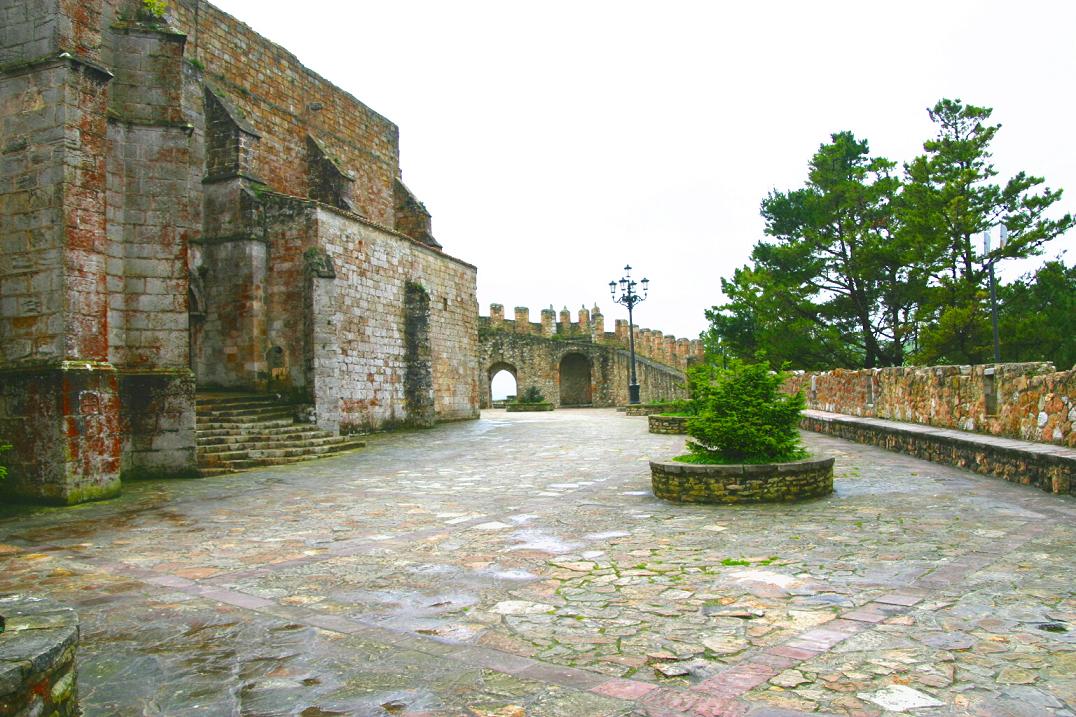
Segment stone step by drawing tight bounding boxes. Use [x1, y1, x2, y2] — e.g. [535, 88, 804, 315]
[196, 424, 325, 440]
[194, 392, 363, 478]
[196, 418, 298, 431]
[198, 443, 365, 472]
[195, 394, 278, 408]
[196, 403, 306, 419]
[197, 429, 328, 447]
[196, 410, 298, 426]
[197, 434, 358, 457]
[197, 440, 365, 466]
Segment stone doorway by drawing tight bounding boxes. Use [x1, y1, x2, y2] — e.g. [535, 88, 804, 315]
[559, 353, 592, 406]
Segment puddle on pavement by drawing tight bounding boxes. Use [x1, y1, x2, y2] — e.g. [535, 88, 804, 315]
[504, 530, 582, 554]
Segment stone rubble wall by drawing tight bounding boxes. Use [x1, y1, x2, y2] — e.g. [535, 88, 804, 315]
[784, 363, 1075, 448]
[801, 411, 1074, 496]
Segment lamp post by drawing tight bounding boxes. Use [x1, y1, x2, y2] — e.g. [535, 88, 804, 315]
[609, 265, 649, 405]
[983, 227, 1007, 364]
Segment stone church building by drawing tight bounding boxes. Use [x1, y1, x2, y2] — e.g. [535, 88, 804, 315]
[0, 0, 480, 503]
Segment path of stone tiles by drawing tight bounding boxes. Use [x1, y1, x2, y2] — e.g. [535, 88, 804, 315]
[1, 409, 1074, 716]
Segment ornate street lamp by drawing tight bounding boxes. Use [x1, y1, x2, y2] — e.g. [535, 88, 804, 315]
[609, 265, 649, 405]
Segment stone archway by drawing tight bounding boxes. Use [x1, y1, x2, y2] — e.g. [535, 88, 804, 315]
[488, 362, 518, 404]
[559, 353, 592, 406]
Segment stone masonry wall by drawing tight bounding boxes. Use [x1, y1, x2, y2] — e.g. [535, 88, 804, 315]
[315, 207, 479, 433]
[164, 0, 401, 227]
[785, 363, 1075, 448]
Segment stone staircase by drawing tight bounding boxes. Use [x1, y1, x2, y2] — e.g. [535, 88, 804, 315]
[196, 393, 365, 476]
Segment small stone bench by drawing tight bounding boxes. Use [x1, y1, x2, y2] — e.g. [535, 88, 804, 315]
[801, 410, 1075, 495]
[0, 595, 79, 716]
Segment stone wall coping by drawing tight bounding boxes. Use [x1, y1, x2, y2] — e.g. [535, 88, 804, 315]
[805, 410, 1076, 464]
[650, 456, 836, 476]
[0, 595, 78, 697]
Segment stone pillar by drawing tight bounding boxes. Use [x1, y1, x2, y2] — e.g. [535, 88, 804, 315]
[540, 308, 556, 337]
[615, 319, 629, 342]
[514, 307, 530, 333]
[578, 305, 590, 331]
[558, 306, 571, 334]
[664, 336, 677, 366]
[651, 331, 663, 362]
[0, 21, 122, 502]
[490, 303, 504, 326]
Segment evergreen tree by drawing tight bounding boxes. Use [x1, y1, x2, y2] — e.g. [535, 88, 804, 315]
[902, 99, 1074, 364]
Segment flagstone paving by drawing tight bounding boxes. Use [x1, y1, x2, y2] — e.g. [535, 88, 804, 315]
[1, 408, 1074, 716]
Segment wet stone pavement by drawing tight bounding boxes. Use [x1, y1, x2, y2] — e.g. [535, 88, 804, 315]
[1, 409, 1074, 717]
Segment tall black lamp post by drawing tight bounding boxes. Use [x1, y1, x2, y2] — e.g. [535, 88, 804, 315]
[983, 226, 1007, 364]
[609, 265, 649, 405]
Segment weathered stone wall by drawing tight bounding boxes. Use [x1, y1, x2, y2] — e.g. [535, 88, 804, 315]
[785, 363, 1075, 448]
[164, 0, 402, 227]
[479, 328, 687, 409]
[315, 207, 479, 432]
[0, 595, 80, 717]
[0, 0, 478, 502]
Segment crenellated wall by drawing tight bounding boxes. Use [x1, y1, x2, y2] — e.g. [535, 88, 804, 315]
[483, 303, 704, 372]
[479, 303, 698, 408]
[785, 362, 1075, 448]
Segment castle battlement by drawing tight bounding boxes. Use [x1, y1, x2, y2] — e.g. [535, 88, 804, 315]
[481, 303, 703, 370]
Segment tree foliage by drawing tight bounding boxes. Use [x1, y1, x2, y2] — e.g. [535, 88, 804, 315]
[683, 359, 806, 464]
[707, 99, 1074, 369]
[998, 261, 1076, 369]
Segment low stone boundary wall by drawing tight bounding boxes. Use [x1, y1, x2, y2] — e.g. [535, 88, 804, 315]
[650, 457, 834, 504]
[801, 410, 1075, 495]
[649, 414, 688, 434]
[0, 596, 79, 716]
[505, 403, 554, 412]
[785, 362, 1074, 448]
[626, 404, 677, 417]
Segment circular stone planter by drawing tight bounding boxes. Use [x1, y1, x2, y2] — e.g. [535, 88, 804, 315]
[505, 402, 554, 412]
[649, 414, 688, 434]
[650, 456, 834, 503]
[0, 595, 79, 717]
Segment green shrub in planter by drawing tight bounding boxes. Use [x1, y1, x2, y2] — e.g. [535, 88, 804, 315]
[517, 386, 545, 404]
[681, 359, 806, 464]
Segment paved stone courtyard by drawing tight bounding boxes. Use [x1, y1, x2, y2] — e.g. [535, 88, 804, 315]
[1, 409, 1073, 717]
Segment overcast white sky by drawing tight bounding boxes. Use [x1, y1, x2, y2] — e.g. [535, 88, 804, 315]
[209, 0, 1076, 341]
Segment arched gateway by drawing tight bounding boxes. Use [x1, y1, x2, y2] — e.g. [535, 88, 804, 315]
[559, 353, 592, 406]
